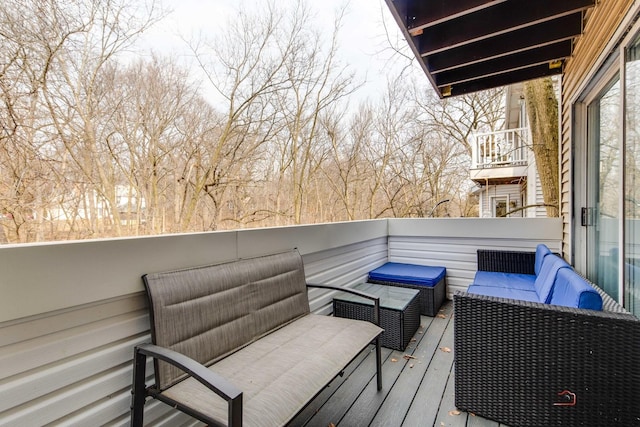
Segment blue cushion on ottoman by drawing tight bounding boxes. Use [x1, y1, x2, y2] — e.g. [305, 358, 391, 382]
[368, 262, 446, 316]
[368, 262, 446, 287]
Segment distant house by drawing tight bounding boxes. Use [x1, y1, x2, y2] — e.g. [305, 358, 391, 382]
[470, 83, 547, 218]
[46, 185, 144, 223]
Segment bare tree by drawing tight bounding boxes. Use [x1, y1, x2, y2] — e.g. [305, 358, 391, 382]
[321, 105, 373, 221]
[417, 85, 505, 156]
[524, 77, 560, 217]
[269, 3, 358, 224]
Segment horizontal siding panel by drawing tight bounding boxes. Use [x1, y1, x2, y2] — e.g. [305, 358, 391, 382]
[0, 336, 148, 413]
[103, 400, 203, 427]
[0, 232, 239, 323]
[305, 237, 388, 314]
[389, 218, 562, 241]
[0, 293, 147, 348]
[0, 311, 148, 379]
[1, 362, 143, 427]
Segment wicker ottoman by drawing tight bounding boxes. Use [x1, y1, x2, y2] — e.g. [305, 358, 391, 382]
[333, 282, 420, 351]
[368, 262, 446, 316]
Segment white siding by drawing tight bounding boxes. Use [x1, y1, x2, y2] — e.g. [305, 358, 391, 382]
[478, 184, 524, 217]
[525, 151, 548, 218]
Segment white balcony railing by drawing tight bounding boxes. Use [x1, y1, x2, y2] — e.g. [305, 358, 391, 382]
[471, 127, 529, 169]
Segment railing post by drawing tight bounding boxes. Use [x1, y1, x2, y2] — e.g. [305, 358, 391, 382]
[471, 134, 478, 168]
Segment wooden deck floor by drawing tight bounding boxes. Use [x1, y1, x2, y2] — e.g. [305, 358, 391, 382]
[290, 301, 510, 427]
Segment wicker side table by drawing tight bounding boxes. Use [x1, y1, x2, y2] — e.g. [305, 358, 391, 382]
[333, 283, 420, 351]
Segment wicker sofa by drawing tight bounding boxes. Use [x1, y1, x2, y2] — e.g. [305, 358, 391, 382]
[454, 248, 640, 426]
[467, 245, 602, 310]
[131, 250, 383, 427]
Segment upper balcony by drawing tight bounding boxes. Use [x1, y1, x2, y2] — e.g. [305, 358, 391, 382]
[470, 128, 530, 185]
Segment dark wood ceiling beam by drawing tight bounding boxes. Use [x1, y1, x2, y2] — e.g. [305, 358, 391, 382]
[404, 0, 507, 30]
[416, 0, 594, 55]
[445, 65, 563, 97]
[434, 40, 573, 87]
[426, 14, 583, 73]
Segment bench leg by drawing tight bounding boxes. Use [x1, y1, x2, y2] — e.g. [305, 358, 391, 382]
[131, 347, 148, 427]
[375, 337, 382, 391]
[229, 393, 243, 427]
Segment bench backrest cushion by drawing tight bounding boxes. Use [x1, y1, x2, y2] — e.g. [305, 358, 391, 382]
[549, 268, 603, 310]
[534, 244, 552, 276]
[534, 254, 571, 303]
[143, 250, 311, 389]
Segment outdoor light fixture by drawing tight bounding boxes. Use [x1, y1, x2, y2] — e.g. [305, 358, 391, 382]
[549, 60, 563, 69]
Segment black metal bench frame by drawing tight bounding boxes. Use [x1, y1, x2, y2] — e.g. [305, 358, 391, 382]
[130, 252, 383, 427]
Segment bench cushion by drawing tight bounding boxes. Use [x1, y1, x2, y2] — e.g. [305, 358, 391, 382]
[472, 271, 536, 291]
[368, 262, 446, 287]
[466, 284, 540, 302]
[161, 314, 382, 426]
[533, 254, 571, 303]
[143, 250, 312, 389]
[549, 268, 603, 310]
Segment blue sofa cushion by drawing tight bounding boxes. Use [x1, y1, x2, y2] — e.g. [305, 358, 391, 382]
[472, 271, 536, 291]
[467, 284, 540, 302]
[533, 254, 571, 303]
[535, 244, 552, 276]
[549, 268, 603, 310]
[368, 262, 446, 288]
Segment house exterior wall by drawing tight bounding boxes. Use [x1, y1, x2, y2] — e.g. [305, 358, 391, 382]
[560, 0, 636, 260]
[478, 183, 524, 217]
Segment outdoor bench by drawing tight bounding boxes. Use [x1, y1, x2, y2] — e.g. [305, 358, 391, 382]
[454, 247, 640, 426]
[130, 250, 383, 427]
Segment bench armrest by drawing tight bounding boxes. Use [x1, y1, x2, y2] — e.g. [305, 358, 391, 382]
[132, 343, 242, 427]
[306, 283, 381, 326]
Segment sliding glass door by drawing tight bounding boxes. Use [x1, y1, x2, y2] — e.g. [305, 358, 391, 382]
[586, 78, 621, 301]
[625, 35, 640, 315]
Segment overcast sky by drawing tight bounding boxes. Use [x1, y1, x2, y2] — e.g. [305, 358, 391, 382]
[134, 0, 415, 104]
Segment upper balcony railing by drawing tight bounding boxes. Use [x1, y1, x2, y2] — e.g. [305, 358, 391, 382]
[471, 127, 529, 169]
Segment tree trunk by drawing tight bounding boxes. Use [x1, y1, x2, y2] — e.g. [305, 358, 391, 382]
[524, 78, 560, 217]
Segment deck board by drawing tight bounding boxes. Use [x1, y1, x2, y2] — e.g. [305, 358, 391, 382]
[294, 300, 509, 427]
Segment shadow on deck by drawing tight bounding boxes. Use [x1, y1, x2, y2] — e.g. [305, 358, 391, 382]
[291, 301, 510, 427]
